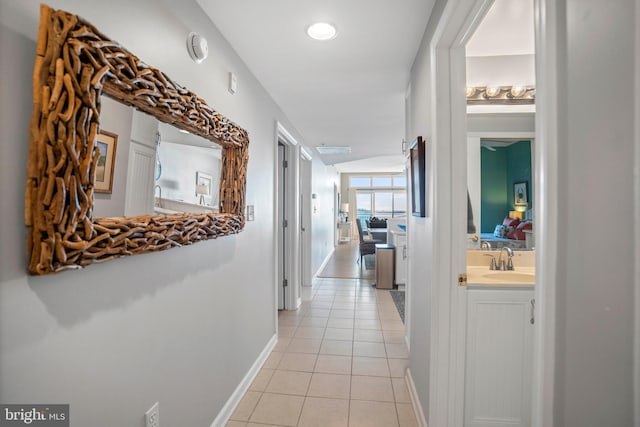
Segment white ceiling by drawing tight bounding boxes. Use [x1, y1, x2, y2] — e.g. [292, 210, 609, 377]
[466, 0, 534, 57]
[197, 0, 534, 172]
[1, 0, 533, 174]
[196, 0, 435, 171]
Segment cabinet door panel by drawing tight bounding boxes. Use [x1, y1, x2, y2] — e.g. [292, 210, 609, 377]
[465, 290, 534, 427]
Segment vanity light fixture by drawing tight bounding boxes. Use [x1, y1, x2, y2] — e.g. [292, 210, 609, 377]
[485, 86, 501, 97]
[307, 22, 337, 40]
[466, 85, 535, 105]
[510, 86, 527, 98]
[186, 32, 208, 63]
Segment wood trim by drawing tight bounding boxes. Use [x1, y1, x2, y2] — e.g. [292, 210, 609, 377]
[26, 5, 249, 274]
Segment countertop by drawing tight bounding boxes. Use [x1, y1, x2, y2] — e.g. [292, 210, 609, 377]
[466, 266, 535, 288]
[466, 249, 535, 288]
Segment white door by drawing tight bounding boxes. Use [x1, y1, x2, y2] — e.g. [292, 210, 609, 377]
[124, 141, 156, 216]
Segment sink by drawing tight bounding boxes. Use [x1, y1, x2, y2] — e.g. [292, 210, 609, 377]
[483, 272, 535, 283]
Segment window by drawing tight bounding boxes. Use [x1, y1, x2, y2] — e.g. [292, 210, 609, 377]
[372, 176, 392, 187]
[393, 192, 407, 216]
[393, 175, 407, 187]
[355, 190, 407, 224]
[350, 174, 405, 188]
[350, 177, 371, 187]
[348, 173, 407, 224]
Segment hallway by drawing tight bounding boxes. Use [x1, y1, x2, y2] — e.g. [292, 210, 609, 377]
[226, 277, 416, 427]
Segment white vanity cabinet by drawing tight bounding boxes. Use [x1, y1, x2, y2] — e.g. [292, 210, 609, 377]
[390, 230, 407, 285]
[464, 288, 534, 427]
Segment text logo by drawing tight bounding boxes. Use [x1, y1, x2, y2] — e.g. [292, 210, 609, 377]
[1, 405, 68, 427]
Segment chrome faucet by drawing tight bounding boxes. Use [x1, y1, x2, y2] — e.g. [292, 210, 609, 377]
[483, 253, 498, 270]
[481, 241, 492, 250]
[154, 184, 162, 207]
[497, 247, 514, 271]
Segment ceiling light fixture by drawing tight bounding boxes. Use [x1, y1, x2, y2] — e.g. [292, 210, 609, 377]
[307, 22, 337, 41]
[316, 146, 350, 154]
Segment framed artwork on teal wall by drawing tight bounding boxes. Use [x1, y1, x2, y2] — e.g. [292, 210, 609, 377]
[514, 181, 529, 206]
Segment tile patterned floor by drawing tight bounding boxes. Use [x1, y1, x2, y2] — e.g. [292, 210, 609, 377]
[226, 277, 417, 427]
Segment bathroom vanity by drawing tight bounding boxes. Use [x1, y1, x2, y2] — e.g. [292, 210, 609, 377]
[463, 250, 535, 427]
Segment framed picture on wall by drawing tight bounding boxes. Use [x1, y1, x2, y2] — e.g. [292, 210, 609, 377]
[196, 171, 213, 205]
[410, 136, 426, 217]
[514, 181, 528, 206]
[94, 130, 118, 193]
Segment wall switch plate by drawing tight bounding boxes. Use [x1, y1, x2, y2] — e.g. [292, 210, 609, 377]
[246, 205, 255, 221]
[145, 402, 159, 427]
[229, 72, 237, 94]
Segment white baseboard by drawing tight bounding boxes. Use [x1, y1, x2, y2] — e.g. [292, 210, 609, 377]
[210, 334, 277, 427]
[406, 367, 428, 427]
[313, 247, 335, 278]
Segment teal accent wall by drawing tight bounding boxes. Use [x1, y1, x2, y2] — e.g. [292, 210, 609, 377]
[481, 148, 508, 232]
[480, 140, 532, 233]
[506, 141, 532, 209]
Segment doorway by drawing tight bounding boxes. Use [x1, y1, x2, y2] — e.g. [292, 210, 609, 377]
[416, 0, 555, 426]
[274, 123, 306, 311]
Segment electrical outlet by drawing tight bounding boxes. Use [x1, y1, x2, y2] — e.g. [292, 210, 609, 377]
[145, 402, 159, 427]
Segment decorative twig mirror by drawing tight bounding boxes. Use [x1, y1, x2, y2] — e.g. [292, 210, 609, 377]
[26, 5, 249, 275]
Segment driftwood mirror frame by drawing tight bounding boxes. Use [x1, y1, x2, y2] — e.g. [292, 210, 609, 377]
[26, 5, 249, 275]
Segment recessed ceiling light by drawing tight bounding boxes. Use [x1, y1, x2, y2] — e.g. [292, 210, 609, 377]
[316, 146, 350, 154]
[306, 22, 337, 41]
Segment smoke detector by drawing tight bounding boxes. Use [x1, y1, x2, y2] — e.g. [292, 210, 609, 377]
[186, 32, 208, 64]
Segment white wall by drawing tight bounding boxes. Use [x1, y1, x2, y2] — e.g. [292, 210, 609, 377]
[93, 97, 133, 218]
[157, 143, 221, 206]
[466, 54, 535, 87]
[0, 1, 335, 425]
[311, 157, 340, 276]
[404, 0, 448, 416]
[551, 0, 636, 425]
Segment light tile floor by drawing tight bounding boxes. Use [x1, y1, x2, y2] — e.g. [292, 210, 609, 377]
[227, 277, 417, 427]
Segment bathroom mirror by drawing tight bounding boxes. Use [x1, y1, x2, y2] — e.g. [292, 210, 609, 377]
[25, 5, 249, 275]
[467, 136, 534, 250]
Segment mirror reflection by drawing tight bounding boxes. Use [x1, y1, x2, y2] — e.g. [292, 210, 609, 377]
[153, 122, 221, 215]
[93, 97, 221, 218]
[467, 137, 534, 251]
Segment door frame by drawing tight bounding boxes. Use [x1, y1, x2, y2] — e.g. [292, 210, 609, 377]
[274, 122, 303, 311]
[429, 0, 557, 426]
[299, 149, 313, 290]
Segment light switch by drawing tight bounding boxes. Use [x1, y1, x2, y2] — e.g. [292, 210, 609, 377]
[229, 72, 237, 94]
